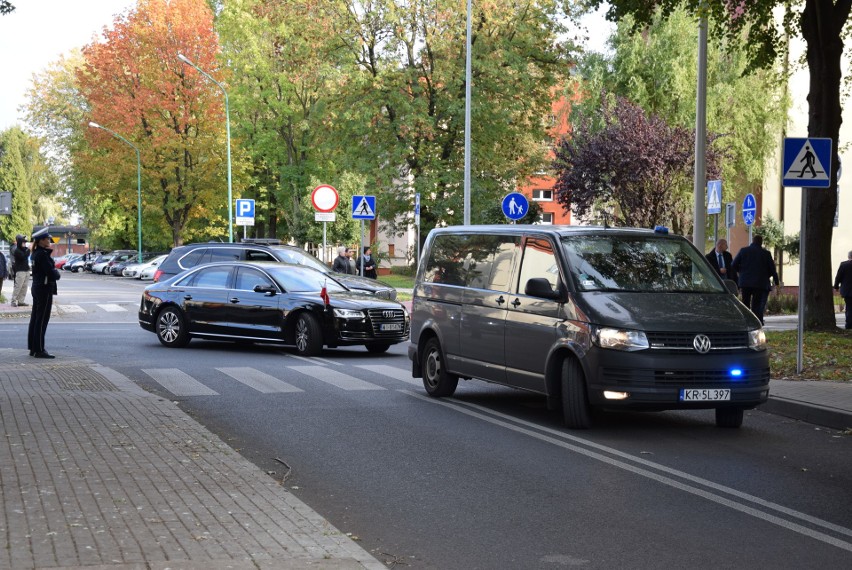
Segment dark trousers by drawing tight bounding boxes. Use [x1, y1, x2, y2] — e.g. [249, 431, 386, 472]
[741, 287, 769, 324]
[27, 291, 53, 354]
[845, 295, 851, 329]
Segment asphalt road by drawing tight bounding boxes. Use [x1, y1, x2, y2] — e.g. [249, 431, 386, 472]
[4, 272, 851, 569]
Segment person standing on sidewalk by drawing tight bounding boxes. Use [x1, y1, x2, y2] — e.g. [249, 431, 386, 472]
[332, 246, 352, 274]
[834, 250, 852, 329]
[28, 227, 60, 359]
[731, 235, 779, 325]
[0, 248, 7, 300]
[705, 238, 737, 284]
[11, 233, 30, 307]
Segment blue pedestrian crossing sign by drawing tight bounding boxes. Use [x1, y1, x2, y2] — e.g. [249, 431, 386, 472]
[742, 193, 757, 226]
[782, 137, 832, 188]
[352, 195, 376, 220]
[502, 192, 529, 221]
[707, 180, 722, 215]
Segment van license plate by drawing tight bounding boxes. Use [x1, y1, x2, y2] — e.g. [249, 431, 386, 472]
[380, 323, 402, 331]
[680, 389, 730, 401]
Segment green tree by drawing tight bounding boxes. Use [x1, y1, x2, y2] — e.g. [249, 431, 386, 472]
[591, 0, 849, 330]
[574, 6, 786, 241]
[0, 127, 34, 241]
[0, 1, 14, 16]
[217, 0, 343, 242]
[328, 0, 575, 238]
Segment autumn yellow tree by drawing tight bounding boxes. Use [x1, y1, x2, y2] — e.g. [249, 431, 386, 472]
[78, 0, 239, 247]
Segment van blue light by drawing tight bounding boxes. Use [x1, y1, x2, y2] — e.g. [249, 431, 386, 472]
[653, 225, 669, 234]
[729, 368, 744, 378]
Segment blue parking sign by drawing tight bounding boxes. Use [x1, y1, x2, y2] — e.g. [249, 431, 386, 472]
[235, 199, 255, 226]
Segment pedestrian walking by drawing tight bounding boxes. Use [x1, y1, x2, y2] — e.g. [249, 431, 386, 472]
[358, 246, 377, 279]
[28, 227, 60, 359]
[705, 238, 737, 284]
[731, 235, 779, 325]
[11, 233, 30, 307]
[332, 246, 352, 274]
[834, 250, 852, 330]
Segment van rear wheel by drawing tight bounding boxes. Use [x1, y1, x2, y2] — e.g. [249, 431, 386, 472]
[561, 357, 592, 429]
[715, 406, 744, 428]
[422, 338, 458, 397]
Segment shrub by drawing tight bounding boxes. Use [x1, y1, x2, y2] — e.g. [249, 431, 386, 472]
[390, 265, 416, 277]
[765, 293, 798, 315]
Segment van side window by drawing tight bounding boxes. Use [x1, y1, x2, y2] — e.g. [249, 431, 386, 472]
[179, 248, 207, 270]
[246, 250, 276, 262]
[518, 237, 559, 292]
[424, 234, 518, 289]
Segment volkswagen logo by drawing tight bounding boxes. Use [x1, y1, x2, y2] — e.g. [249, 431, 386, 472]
[383, 310, 396, 319]
[693, 334, 712, 354]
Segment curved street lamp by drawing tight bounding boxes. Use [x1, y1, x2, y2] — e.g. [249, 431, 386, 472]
[88, 122, 143, 263]
[178, 53, 234, 243]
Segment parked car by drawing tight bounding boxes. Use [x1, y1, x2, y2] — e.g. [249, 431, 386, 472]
[137, 254, 168, 280]
[408, 225, 769, 429]
[55, 254, 81, 270]
[93, 250, 136, 275]
[153, 240, 397, 300]
[123, 253, 167, 279]
[139, 261, 409, 355]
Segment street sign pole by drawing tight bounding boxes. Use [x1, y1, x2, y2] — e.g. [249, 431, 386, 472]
[360, 219, 365, 276]
[797, 188, 807, 374]
[323, 222, 327, 264]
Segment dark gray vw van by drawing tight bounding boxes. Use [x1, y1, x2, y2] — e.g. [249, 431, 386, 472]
[408, 225, 769, 428]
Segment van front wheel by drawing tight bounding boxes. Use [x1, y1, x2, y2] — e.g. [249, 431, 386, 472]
[561, 357, 592, 429]
[421, 338, 458, 397]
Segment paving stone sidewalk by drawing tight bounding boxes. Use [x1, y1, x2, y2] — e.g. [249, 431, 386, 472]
[0, 349, 385, 570]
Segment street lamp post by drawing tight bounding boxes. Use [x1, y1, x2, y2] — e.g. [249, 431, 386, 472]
[88, 122, 143, 263]
[178, 53, 233, 243]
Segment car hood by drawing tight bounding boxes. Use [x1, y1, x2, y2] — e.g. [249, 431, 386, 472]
[290, 290, 404, 310]
[332, 273, 393, 292]
[573, 291, 760, 332]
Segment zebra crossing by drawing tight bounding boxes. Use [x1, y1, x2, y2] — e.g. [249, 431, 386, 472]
[56, 303, 132, 314]
[127, 361, 417, 397]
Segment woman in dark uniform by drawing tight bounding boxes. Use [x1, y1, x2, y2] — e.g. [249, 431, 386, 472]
[28, 227, 59, 358]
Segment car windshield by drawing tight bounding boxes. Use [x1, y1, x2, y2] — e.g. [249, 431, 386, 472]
[561, 234, 724, 293]
[271, 247, 330, 273]
[265, 265, 347, 293]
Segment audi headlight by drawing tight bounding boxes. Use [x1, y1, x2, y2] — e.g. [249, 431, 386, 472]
[593, 327, 649, 352]
[748, 328, 766, 351]
[333, 308, 364, 319]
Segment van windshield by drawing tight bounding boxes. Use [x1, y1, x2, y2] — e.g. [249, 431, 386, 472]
[561, 235, 724, 293]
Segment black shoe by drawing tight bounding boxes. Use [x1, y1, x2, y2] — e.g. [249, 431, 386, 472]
[33, 351, 55, 359]
[29, 351, 34, 356]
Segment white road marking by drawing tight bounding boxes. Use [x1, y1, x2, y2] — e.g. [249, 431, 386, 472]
[97, 303, 127, 312]
[142, 368, 219, 396]
[56, 304, 86, 313]
[355, 364, 420, 386]
[405, 391, 852, 552]
[217, 367, 304, 393]
[289, 366, 385, 391]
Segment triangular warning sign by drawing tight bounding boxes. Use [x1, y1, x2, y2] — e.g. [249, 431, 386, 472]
[354, 196, 374, 217]
[784, 141, 829, 181]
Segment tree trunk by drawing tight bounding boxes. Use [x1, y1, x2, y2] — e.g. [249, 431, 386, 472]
[800, 0, 847, 330]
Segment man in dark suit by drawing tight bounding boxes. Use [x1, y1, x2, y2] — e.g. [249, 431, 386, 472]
[706, 238, 737, 284]
[731, 235, 779, 325]
[834, 250, 852, 329]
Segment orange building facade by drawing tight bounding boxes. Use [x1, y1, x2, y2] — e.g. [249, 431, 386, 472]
[517, 93, 573, 225]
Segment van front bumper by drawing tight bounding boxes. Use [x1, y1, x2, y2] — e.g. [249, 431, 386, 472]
[584, 348, 770, 410]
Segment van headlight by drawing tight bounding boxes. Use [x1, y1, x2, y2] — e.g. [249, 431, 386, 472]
[333, 308, 364, 319]
[593, 327, 649, 352]
[748, 328, 766, 351]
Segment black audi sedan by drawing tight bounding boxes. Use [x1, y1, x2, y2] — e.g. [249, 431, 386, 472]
[138, 261, 409, 356]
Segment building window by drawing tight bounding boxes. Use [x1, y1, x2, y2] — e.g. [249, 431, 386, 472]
[532, 189, 553, 201]
[540, 213, 554, 225]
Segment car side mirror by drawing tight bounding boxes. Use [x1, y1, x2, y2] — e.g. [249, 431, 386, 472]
[525, 277, 561, 300]
[254, 284, 277, 296]
[724, 279, 739, 295]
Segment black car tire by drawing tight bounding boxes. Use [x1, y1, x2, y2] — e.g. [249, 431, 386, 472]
[156, 306, 190, 348]
[715, 406, 744, 428]
[421, 337, 458, 397]
[561, 357, 592, 429]
[294, 312, 323, 356]
[365, 342, 391, 353]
